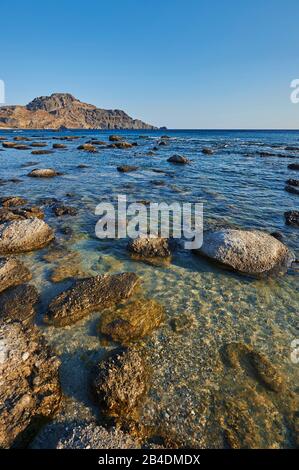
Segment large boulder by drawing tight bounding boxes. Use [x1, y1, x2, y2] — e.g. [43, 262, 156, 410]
[196, 229, 293, 275]
[0, 257, 31, 294]
[93, 348, 147, 420]
[46, 272, 139, 326]
[99, 298, 165, 345]
[0, 218, 54, 254]
[0, 284, 39, 326]
[0, 322, 61, 448]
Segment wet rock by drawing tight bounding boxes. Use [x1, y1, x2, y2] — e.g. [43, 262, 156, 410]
[0, 284, 39, 326]
[14, 145, 31, 150]
[77, 143, 97, 152]
[0, 322, 61, 448]
[93, 348, 147, 420]
[167, 154, 189, 164]
[286, 179, 299, 186]
[109, 135, 122, 142]
[27, 168, 60, 178]
[271, 231, 284, 242]
[88, 140, 106, 145]
[99, 298, 165, 344]
[55, 423, 139, 449]
[0, 257, 31, 294]
[0, 196, 27, 208]
[31, 150, 54, 155]
[13, 136, 31, 142]
[285, 185, 299, 195]
[46, 272, 139, 326]
[2, 141, 17, 148]
[49, 251, 86, 283]
[111, 142, 133, 149]
[52, 143, 66, 149]
[77, 164, 90, 169]
[146, 151, 156, 156]
[128, 236, 172, 258]
[197, 229, 293, 275]
[288, 163, 299, 170]
[117, 165, 138, 173]
[158, 141, 167, 146]
[151, 180, 165, 186]
[12, 205, 44, 219]
[202, 147, 214, 155]
[0, 218, 54, 254]
[284, 210, 299, 227]
[52, 205, 78, 216]
[30, 142, 47, 147]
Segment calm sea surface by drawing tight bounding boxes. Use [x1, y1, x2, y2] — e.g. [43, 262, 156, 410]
[0, 129, 298, 448]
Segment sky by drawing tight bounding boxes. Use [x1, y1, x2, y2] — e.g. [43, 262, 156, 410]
[1, 0, 299, 129]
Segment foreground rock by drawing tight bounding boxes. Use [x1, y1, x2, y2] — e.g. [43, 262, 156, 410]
[27, 168, 60, 178]
[99, 299, 165, 344]
[167, 154, 189, 164]
[128, 236, 172, 258]
[0, 257, 31, 294]
[285, 211, 299, 227]
[196, 229, 293, 275]
[56, 423, 138, 449]
[0, 284, 39, 326]
[46, 272, 139, 326]
[93, 348, 147, 420]
[0, 322, 61, 448]
[0, 218, 54, 254]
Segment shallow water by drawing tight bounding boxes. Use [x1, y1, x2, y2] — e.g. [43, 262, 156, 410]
[0, 129, 298, 448]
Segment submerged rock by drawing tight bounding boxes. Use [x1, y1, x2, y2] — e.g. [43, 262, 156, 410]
[0, 322, 61, 448]
[52, 205, 78, 216]
[196, 229, 293, 275]
[284, 210, 299, 227]
[286, 179, 299, 187]
[0, 205, 44, 223]
[0, 218, 54, 254]
[202, 147, 214, 155]
[93, 348, 147, 420]
[77, 143, 97, 152]
[0, 257, 31, 294]
[117, 165, 138, 173]
[0, 284, 39, 326]
[27, 168, 60, 178]
[0, 196, 27, 208]
[167, 154, 189, 164]
[285, 185, 299, 195]
[109, 135, 122, 142]
[99, 298, 165, 344]
[46, 272, 139, 326]
[52, 143, 67, 149]
[288, 163, 299, 170]
[31, 150, 54, 155]
[111, 141, 133, 149]
[128, 236, 172, 258]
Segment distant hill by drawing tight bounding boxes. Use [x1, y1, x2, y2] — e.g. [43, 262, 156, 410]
[0, 93, 157, 129]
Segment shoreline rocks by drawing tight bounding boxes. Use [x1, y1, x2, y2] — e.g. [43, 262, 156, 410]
[0, 284, 39, 326]
[0, 218, 54, 254]
[0, 257, 31, 294]
[46, 272, 139, 326]
[128, 236, 172, 258]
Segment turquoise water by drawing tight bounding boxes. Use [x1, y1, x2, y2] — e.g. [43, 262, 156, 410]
[0, 129, 298, 448]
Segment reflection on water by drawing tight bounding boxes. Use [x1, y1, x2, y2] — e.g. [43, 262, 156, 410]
[0, 129, 298, 448]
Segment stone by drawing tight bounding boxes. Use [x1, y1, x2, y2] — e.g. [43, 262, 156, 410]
[284, 211, 299, 227]
[0, 196, 27, 208]
[111, 142, 133, 149]
[53, 143, 67, 149]
[14, 145, 31, 150]
[128, 236, 172, 258]
[77, 143, 97, 152]
[93, 348, 147, 420]
[30, 142, 47, 147]
[0, 284, 39, 326]
[0, 257, 31, 294]
[46, 272, 139, 326]
[27, 168, 59, 177]
[31, 150, 54, 155]
[0, 218, 54, 254]
[117, 165, 138, 173]
[285, 185, 299, 195]
[52, 205, 78, 216]
[109, 135, 123, 142]
[197, 229, 293, 275]
[99, 298, 165, 344]
[167, 154, 189, 164]
[202, 147, 214, 155]
[2, 142, 17, 148]
[288, 163, 299, 170]
[286, 179, 299, 186]
[0, 322, 61, 448]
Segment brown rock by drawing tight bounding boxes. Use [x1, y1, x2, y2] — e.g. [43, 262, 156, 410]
[0, 284, 39, 326]
[128, 236, 172, 258]
[0, 196, 27, 208]
[167, 154, 189, 164]
[27, 168, 59, 178]
[0, 218, 54, 254]
[0, 257, 32, 294]
[77, 143, 97, 152]
[117, 165, 138, 173]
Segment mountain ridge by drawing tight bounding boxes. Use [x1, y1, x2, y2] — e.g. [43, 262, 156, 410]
[0, 93, 157, 129]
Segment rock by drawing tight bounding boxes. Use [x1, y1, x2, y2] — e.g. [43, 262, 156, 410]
[2, 142, 17, 148]
[13, 136, 31, 141]
[27, 168, 59, 178]
[52, 205, 78, 216]
[0, 322, 61, 448]
[288, 163, 299, 170]
[161, 135, 170, 139]
[53, 143, 66, 149]
[99, 298, 165, 344]
[286, 179, 299, 186]
[0, 257, 31, 294]
[202, 147, 214, 155]
[158, 141, 167, 146]
[49, 251, 86, 283]
[46, 272, 139, 326]
[77, 143, 97, 152]
[109, 135, 123, 142]
[93, 348, 147, 420]
[55, 423, 139, 449]
[0, 218, 54, 254]
[0, 196, 27, 208]
[284, 210, 299, 227]
[128, 236, 172, 258]
[14, 145, 31, 150]
[285, 185, 299, 195]
[89, 140, 106, 145]
[0, 205, 44, 224]
[111, 142, 133, 149]
[271, 231, 284, 242]
[0, 284, 39, 326]
[77, 164, 89, 169]
[31, 150, 54, 155]
[167, 154, 189, 164]
[117, 165, 138, 173]
[197, 229, 293, 275]
[30, 142, 47, 147]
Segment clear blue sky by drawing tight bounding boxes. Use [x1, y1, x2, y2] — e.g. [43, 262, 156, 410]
[1, 0, 299, 129]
